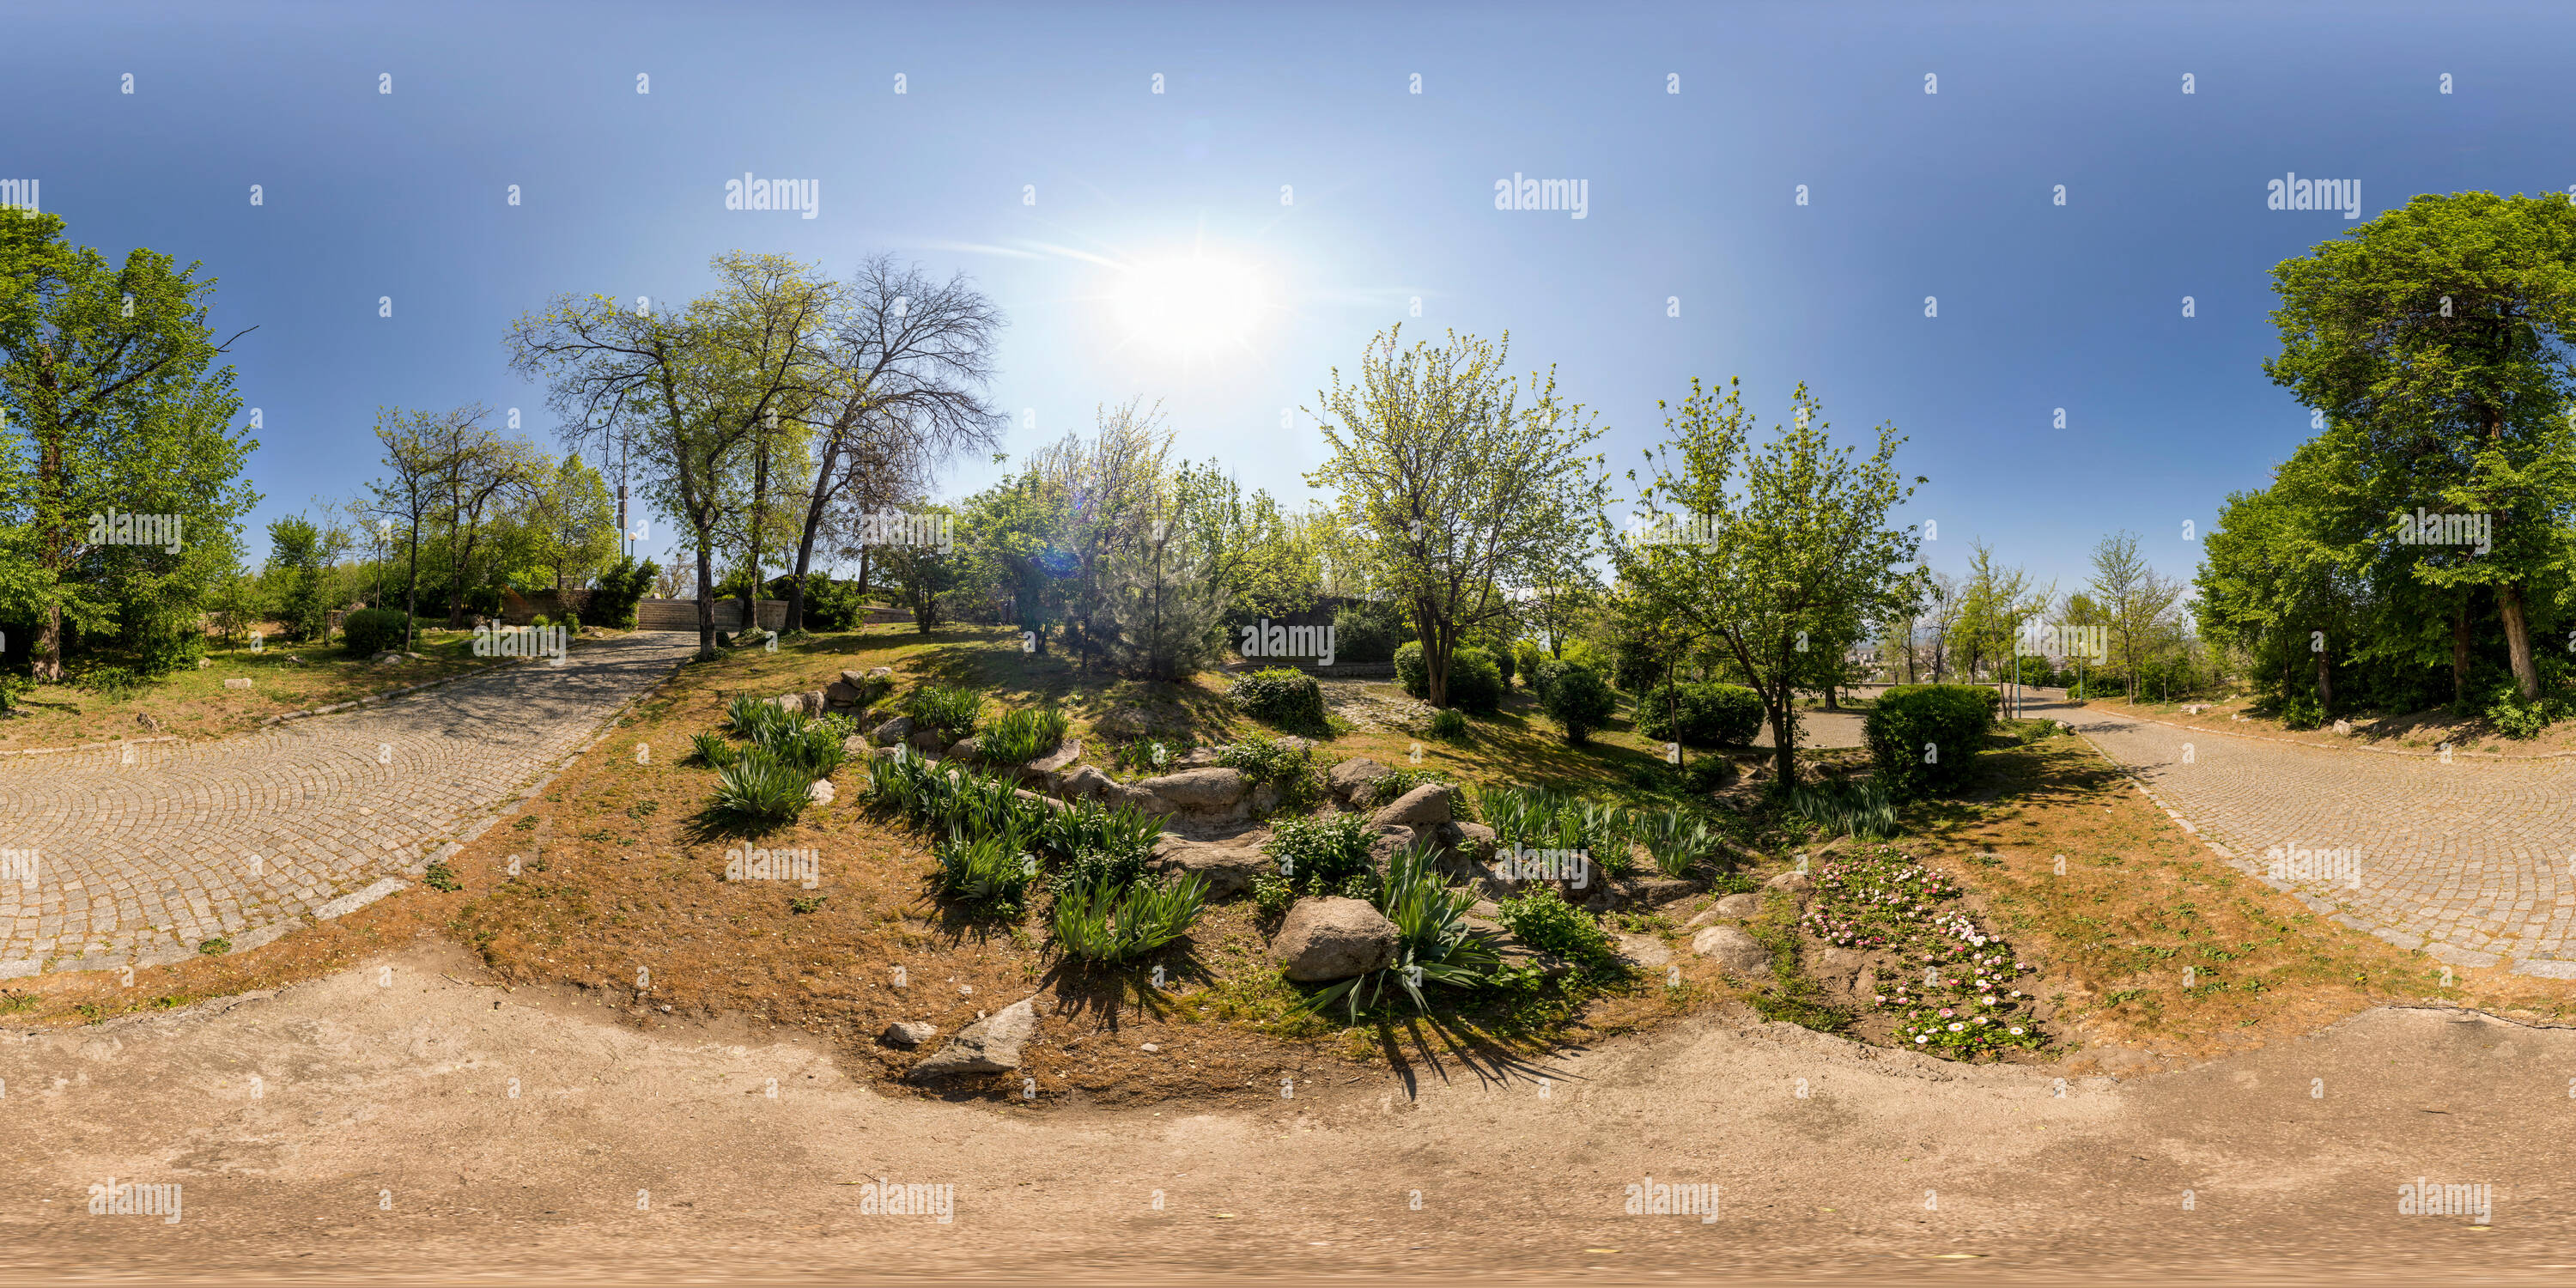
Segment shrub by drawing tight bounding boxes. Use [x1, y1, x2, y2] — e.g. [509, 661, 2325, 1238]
[907, 685, 983, 742]
[1512, 641, 1546, 689]
[1486, 641, 1516, 690]
[82, 666, 143, 702]
[1231, 667, 1327, 732]
[561, 608, 582, 635]
[1038, 796, 1164, 870]
[1863, 684, 1996, 797]
[1263, 812, 1376, 896]
[1366, 767, 1456, 811]
[1680, 754, 1735, 794]
[1050, 873, 1208, 963]
[981, 707, 1071, 764]
[342, 607, 410, 656]
[587, 556, 659, 629]
[1447, 647, 1504, 714]
[1786, 778, 1900, 840]
[1394, 641, 1429, 698]
[1332, 598, 1411, 664]
[1428, 707, 1469, 740]
[1495, 886, 1616, 968]
[1635, 683, 1765, 748]
[709, 750, 813, 828]
[1215, 733, 1322, 810]
[935, 825, 1037, 916]
[1536, 660, 1618, 743]
[763, 720, 848, 777]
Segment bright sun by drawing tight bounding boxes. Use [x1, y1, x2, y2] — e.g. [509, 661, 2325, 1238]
[1109, 253, 1268, 359]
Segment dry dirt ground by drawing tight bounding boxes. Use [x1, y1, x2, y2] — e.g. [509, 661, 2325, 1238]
[3, 936, 2571, 1285]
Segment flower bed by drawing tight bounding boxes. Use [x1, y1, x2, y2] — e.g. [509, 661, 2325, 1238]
[1800, 847, 2046, 1059]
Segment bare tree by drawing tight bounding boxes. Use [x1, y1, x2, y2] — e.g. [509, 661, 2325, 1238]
[780, 256, 1006, 632]
[365, 407, 464, 651]
[507, 253, 837, 658]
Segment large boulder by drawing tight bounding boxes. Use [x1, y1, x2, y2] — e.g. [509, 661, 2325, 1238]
[947, 738, 981, 762]
[1269, 897, 1400, 982]
[1056, 764, 1117, 800]
[824, 678, 869, 708]
[1029, 740, 1084, 774]
[905, 998, 1039, 1080]
[1147, 833, 1270, 899]
[840, 733, 874, 761]
[1692, 924, 1772, 978]
[1366, 823, 1419, 870]
[775, 690, 827, 718]
[1370, 783, 1455, 829]
[1616, 872, 1701, 908]
[1325, 756, 1392, 804]
[907, 729, 948, 756]
[870, 715, 915, 746]
[1131, 768, 1250, 817]
[1711, 892, 1765, 919]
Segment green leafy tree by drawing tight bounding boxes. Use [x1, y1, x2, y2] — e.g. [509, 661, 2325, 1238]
[2265, 191, 2576, 702]
[1611, 379, 1922, 787]
[0, 209, 258, 679]
[265, 516, 326, 642]
[1306, 326, 1610, 706]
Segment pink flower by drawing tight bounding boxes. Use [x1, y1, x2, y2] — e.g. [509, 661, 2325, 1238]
[1938, 1007, 1954, 1018]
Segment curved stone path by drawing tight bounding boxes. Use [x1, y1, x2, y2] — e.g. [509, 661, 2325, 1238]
[0, 632, 696, 978]
[2034, 690, 2576, 978]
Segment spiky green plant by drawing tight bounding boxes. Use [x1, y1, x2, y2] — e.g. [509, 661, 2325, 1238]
[690, 731, 740, 768]
[981, 707, 1072, 764]
[1049, 873, 1208, 963]
[710, 750, 813, 828]
[934, 824, 1039, 915]
[1301, 840, 1497, 1022]
[906, 684, 984, 742]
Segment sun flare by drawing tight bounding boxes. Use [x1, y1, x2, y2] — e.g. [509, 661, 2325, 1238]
[1109, 252, 1269, 358]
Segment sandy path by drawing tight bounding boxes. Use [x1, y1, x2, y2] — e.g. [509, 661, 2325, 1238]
[2, 939, 2567, 1283]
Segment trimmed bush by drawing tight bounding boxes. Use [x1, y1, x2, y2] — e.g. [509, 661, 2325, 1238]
[1231, 666, 1327, 732]
[1447, 647, 1504, 714]
[1635, 683, 1765, 748]
[341, 607, 410, 656]
[1332, 599, 1411, 665]
[1428, 708, 1469, 740]
[1862, 684, 1996, 797]
[1535, 660, 1618, 744]
[1394, 640, 1429, 697]
[587, 556, 659, 629]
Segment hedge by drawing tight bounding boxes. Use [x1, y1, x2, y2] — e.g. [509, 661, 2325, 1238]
[1863, 683, 1997, 797]
[340, 608, 410, 656]
[1232, 667, 1327, 732]
[1634, 682, 1765, 747]
[1394, 641, 1504, 714]
[1536, 659, 1618, 743]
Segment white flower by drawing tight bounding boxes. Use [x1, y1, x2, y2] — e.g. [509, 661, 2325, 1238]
[1916, 1036, 1929, 1043]
[2008, 1026, 2024, 1035]
[1947, 1023, 1964, 1032]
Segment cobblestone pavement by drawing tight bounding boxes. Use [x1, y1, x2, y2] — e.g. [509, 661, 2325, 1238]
[2034, 690, 2576, 979]
[0, 632, 695, 978]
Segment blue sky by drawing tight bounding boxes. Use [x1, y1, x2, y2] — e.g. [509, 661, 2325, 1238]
[9, 0, 2570, 597]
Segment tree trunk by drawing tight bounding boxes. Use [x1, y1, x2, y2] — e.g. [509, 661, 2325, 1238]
[2500, 584, 2541, 702]
[1768, 677, 1796, 788]
[2314, 642, 2332, 719]
[2451, 603, 2472, 706]
[694, 535, 719, 658]
[403, 526, 422, 652]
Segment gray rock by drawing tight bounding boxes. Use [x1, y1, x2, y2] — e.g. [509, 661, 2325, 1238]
[1366, 823, 1418, 870]
[841, 734, 874, 760]
[865, 665, 893, 681]
[1269, 897, 1399, 981]
[1692, 924, 1772, 977]
[1713, 892, 1765, 919]
[1131, 767, 1249, 817]
[870, 715, 915, 746]
[908, 729, 948, 756]
[1370, 783, 1454, 829]
[1613, 933, 1673, 969]
[1618, 872, 1700, 907]
[946, 738, 981, 762]
[1438, 820, 1499, 866]
[881, 1020, 939, 1048]
[1765, 870, 1815, 895]
[1011, 787, 1068, 815]
[1324, 756, 1392, 803]
[1056, 764, 1117, 799]
[906, 998, 1039, 1080]
[1029, 739, 1083, 774]
[1148, 833, 1270, 899]
[806, 778, 836, 805]
[824, 678, 867, 707]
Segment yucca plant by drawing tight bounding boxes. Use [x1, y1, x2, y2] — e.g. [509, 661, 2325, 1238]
[1049, 872, 1208, 963]
[1302, 840, 1497, 1022]
[981, 707, 1072, 765]
[769, 721, 848, 778]
[934, 823, 1039, 915]
[690, 731, 739, 768]
[1635, 808, 1721, 877]
[709, 750, 814, 828]
[1787, 779, 1901, 841]
[725, 694, 791, 740]
[906, 684, 984, 743]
